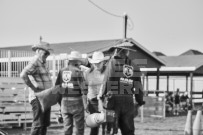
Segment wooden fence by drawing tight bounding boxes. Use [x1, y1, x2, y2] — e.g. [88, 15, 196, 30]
[0, 77, 60, 128]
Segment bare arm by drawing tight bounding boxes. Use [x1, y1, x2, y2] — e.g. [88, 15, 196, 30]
[97, 59, 112, 100]
[97, 58, 112, 112]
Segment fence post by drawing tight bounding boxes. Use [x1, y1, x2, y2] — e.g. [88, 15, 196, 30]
[202, 89, 203, 98]
[8, 50, 11, 77]
[140, 106, 144, 122]
[52, 54, 56, 84]
[163, 96, 166, 119]
[24, 87, 27, 131]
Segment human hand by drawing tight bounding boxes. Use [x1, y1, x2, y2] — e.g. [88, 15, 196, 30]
[98, 99, 104, 112]
[134, 103, 140, 117]
[84, 102, 90, 113]
[57, 113, 63, 124]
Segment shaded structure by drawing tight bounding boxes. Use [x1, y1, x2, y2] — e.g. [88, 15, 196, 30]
[143, 54, 203, 101]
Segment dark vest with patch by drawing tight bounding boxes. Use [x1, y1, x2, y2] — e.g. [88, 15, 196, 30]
[106, 56, 142, 96]
[55, 66, 84, 97]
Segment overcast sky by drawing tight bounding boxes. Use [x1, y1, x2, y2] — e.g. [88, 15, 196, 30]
[0, 0, 203, 56]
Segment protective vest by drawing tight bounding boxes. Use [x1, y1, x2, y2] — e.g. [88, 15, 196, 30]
[104, 56, 144, 105]
[55, 66, 85, 97]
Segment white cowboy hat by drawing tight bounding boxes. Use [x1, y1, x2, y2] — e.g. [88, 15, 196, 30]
[88, 51, 110, 64]
[32, 41, 53, 55]
[67, 51, 83, 61]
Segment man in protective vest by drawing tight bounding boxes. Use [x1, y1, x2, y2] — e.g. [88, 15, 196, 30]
[55, 51, 87, 135]
[98, 41, 145, 135]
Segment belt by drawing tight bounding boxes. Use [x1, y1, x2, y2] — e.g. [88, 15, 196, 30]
[62, 96, 82, 101]
[113, 94, 133, 97]
[88, 97, 98, 102]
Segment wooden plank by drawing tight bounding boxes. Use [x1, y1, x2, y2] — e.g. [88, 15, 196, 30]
[0, 84, 26, 89]
[0, 111, 58, 125]
[0, 104, 60, 113]
[192, 99, 203, 103]
[0, 77, 24, 84]
[150, 115, 163, 118]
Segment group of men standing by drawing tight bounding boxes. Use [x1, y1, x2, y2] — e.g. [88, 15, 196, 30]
[20, 40, 145, 135]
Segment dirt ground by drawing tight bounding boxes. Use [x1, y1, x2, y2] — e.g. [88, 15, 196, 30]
[2, 115, 198, 135]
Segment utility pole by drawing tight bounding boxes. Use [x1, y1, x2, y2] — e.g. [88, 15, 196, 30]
[40, 36, 43, 43]
[123, 13, 128, 39]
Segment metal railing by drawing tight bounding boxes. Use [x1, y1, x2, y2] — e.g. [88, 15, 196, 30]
[0, 49, 66, 78]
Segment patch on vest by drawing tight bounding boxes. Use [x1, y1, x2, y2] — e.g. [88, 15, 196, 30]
[123, 64, 134, 78]
[62, 71, 72, 83]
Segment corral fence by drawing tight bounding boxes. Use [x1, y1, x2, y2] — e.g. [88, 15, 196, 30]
[0, 77, 61, 129]
[0, 49, 66, 128]
[138, 90, 166, 122]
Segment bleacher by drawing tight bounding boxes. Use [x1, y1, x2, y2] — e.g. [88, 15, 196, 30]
[0, 77, 60, 128]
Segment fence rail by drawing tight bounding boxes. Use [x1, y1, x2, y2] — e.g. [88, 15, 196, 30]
[0, 49, 67, 78]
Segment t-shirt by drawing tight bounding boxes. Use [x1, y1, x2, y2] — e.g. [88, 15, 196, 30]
[174, 94, 180, 104]
[180, 95, 188, 102]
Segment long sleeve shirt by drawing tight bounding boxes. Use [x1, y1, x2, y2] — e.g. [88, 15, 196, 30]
[20, 55, 53, 102]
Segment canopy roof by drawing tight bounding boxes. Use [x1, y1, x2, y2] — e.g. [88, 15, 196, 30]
[143, 55, 203, 76]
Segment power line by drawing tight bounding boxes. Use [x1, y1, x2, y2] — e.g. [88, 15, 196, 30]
[88, 0, 123, 18]
[88, 0, 134, 31]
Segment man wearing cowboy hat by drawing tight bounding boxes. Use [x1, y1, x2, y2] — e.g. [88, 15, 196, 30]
[55, 51, 87, 135]
[20, 41, 53, 135]
[98, 41, 145, 135]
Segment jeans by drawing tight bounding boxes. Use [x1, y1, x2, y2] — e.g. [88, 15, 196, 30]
[110, 95, 135, 135]
[61, 97, 84, 135]
[30, 98, 51, 135]
[88, 98, 99, 135]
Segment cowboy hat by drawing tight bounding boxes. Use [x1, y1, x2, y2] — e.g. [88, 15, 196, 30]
[88, 51, 110, 64]
[32, 41, 53, 55]
[67, 51, 84, 61]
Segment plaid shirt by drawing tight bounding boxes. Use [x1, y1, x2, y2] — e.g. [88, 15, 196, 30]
[21, 55, 53, 102]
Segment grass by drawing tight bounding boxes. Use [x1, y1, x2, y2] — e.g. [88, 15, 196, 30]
[2, 114, 198, 135]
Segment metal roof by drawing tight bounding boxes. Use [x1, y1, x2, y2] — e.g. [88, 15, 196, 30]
[144, 55, 203, 76]
[0, 39, 120, 54]
[0, 38, 165, 67]
[159, 55, 203, 69]
[179, 49, 203, 56]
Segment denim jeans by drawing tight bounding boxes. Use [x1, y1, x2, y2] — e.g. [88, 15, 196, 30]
[61, 97, 84, 135]
[110, 95, 135, 135]
[88, 98, 99, 135]
[30, 98, 51, 135]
